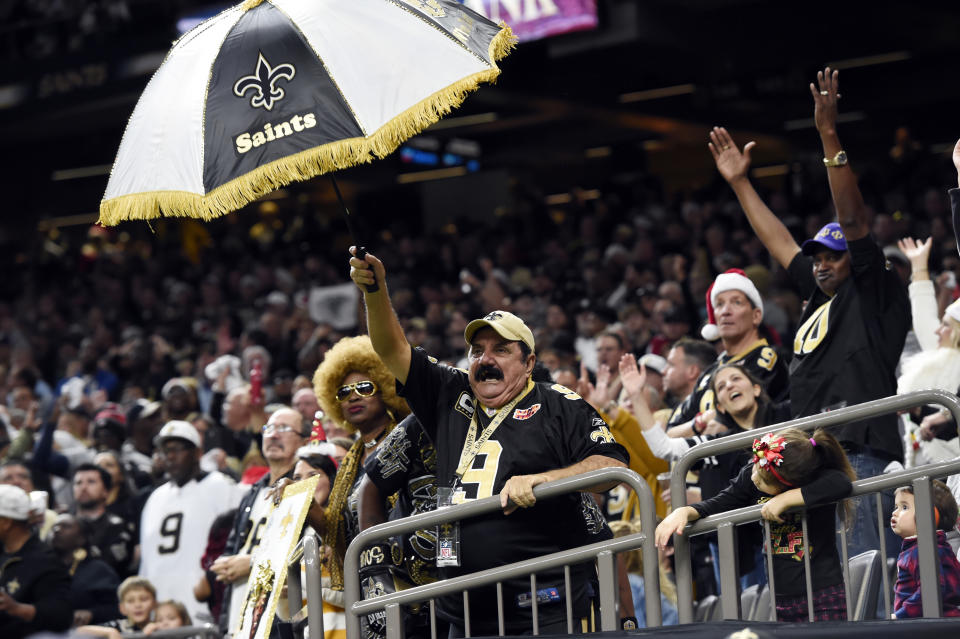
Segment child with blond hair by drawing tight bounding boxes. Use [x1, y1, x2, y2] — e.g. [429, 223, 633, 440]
[77, 576, 157, 638]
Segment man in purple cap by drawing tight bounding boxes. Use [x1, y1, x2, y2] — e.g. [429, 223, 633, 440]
[709, 67, 909, 559]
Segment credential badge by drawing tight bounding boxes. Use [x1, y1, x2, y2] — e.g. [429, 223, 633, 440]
[233, 52, 296, 111]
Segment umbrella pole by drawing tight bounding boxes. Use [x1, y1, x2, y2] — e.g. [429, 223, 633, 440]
[331, 175, 379, 293]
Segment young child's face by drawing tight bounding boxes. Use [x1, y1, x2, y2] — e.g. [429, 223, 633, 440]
[119, 588, 156, 626]
[751, 464, 783, 496]
[891, 490, 917, 538]
[154, 603, 184, 629]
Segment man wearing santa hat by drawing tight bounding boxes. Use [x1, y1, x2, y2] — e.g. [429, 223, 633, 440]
[665, 268, 789, 438]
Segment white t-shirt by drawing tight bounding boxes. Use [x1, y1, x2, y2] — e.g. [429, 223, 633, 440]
[139, 471, 241, 624]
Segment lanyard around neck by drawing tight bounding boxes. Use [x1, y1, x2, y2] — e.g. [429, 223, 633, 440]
[455, 378, 534, 479]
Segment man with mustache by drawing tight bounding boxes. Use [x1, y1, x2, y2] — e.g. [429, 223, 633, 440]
[349, 251, 628, 636]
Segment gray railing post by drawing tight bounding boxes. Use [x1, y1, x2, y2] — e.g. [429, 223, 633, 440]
[716, 522, 740, 619]
[913, 476, 943, 618]
[669, 389, 960, 622]
[596, 550, 618, 630]
[304, 533, 324, 639]
[343, 467, 658, 639]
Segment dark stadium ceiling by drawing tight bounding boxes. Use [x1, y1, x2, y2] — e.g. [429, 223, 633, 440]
[3, 0, 960, 227]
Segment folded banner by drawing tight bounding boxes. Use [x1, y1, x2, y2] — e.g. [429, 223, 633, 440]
[308, 282, 359, 331]
[99, 0, 515, 225]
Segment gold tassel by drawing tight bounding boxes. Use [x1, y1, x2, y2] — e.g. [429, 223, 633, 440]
[98, 23, 516, 226]
[490, 23, 518, 62]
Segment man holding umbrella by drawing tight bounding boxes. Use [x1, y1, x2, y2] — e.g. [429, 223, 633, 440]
[349, 250, 628, 635]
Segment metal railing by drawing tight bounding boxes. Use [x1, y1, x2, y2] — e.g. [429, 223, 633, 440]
[120, 625, 220, 638]
[287, 532, 325, 639]
[669, 389, 960, 623]
[341, 467, 659, 639]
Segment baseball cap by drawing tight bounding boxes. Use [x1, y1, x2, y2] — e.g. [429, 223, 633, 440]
[801, 222, 848, 255]
[639, 353, 668, 375]
[154, 420, 201, 448]
[0, 485, 30, 521]
[161, 377, 196, 400]
[464, 310, 535, 352]
[94, 404, 127, 439]
[127, 399, 162, 425]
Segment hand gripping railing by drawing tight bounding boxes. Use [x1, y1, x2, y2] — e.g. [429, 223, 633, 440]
[343, 467, 659, 639]
[669, 388, 960, 623]
[287, 532, 325, 639]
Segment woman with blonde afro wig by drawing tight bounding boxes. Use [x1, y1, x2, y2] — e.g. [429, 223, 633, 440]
[312, 335, 409, 590]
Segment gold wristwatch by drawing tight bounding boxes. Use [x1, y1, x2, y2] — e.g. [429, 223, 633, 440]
[823, 150, 848, 167]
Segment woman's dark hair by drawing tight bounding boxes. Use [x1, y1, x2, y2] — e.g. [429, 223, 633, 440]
[709, 362, 771, 415]
[298, 453, 338, 487]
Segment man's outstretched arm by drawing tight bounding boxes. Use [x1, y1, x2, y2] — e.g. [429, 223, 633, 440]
[709, 127, 801, 269]
[349, 247, 412, 385]
[812, 67, 869, 242]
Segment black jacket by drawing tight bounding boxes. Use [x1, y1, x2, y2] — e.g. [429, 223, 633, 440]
[0, 534, 73, 638]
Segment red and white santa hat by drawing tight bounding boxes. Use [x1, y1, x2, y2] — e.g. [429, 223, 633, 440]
[700, 268, 764, 341]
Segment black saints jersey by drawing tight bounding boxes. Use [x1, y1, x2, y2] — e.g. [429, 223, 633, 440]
[787, 236, 909, 460]
[667, 339, 789, 428]
[399, 347, 628, 633]
[364, 414, 439, 588]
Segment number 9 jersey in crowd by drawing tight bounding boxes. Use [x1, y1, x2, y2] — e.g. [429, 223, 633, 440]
[398, 347, 629, 635]
[667, 339, 789, 428]
[139, 469, 241, 624]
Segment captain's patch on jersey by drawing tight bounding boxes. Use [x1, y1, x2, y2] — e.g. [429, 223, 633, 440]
[513, 403, 541, 420]
[454, 392, 475, 418]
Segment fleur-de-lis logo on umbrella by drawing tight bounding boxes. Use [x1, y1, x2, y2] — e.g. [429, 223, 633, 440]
[233, 52, 296, 111]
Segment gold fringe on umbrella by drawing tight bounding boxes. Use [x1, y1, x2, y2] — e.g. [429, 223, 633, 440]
[98, 25, 516, 226]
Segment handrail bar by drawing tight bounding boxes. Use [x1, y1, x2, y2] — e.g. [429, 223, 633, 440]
[343, 467, 659, 639]
[121, 625, 219, 639]
[682, 456, 960, 535]
[669, 389, 960, 622]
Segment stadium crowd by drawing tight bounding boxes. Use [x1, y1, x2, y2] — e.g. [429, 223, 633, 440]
[4, 66, 960, 635]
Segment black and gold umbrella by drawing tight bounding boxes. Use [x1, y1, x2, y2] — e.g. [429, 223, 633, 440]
[98, 0, 514, 225]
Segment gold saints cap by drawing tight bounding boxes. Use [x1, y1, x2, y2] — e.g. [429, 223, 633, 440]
[464, 310, 535, 352]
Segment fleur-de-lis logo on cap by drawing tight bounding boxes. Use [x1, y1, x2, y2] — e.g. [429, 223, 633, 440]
[484, 311, 503, 320]
[233, 52, 296, 111]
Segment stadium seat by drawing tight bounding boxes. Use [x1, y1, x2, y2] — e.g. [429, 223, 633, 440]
[849, 550, 882, 620]
[694, 595, 719, 622]
[740, 584, 760, 620]
[750, 585, 772, 621]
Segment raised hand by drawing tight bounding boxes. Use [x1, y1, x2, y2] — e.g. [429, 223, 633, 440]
[810, 66, 840, 136]
[708, 126, 755, 184]
[348, 246, 384, 291]
[618, 353, 646, 399]
[897, 237, 932, 274]
[595, 363, 612, 400]
[953, 138, 960, 187]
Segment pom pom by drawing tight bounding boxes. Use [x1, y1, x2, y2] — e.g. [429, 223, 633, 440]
[701, 323, 720, 341]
